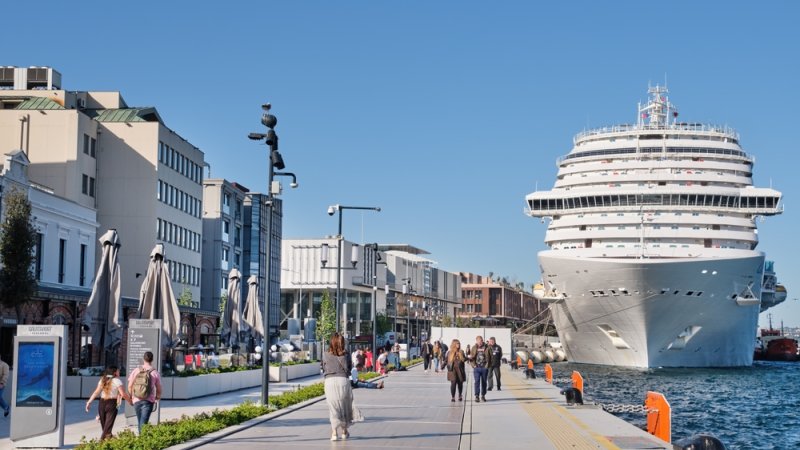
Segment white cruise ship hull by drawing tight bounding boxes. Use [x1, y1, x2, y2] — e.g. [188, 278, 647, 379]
[540, 252, 764, 368]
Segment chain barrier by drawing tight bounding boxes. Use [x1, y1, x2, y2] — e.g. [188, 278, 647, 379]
[548, 377, 573, 384]
[597, 403, 655, 414]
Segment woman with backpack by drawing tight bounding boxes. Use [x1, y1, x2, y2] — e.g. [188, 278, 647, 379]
[85, 366, 131, 440]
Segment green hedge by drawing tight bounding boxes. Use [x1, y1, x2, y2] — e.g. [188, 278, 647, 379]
[174, 365, 255, 378]
[77, 383, 321, 450]
[269, 359, 317, 367]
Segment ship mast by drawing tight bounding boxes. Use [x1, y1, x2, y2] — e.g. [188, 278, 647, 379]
[637, 84, 678, 127]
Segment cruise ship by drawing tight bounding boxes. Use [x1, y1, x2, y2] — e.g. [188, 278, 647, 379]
[526, 86, 783, 368]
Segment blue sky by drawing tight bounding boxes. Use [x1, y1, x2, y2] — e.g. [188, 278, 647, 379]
[3, 2, 799, 327]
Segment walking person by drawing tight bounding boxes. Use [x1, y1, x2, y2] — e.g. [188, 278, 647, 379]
[468, 335, 492, 402]
[446, 339, 467, 402]
[322, 333, 363, 441]
[432, 341, 442, 373]
[86, 366, 131, 440]
[421, 339, 433, 372]
[127, 351, 162, 434]
[526, 357, 536, 379]
[0, 354, 9, 417]
[365, 347, 373, 372]
[486, 337, 503, 391]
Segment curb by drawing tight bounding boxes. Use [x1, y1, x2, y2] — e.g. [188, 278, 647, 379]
[165, 372, 398, 450]
[165, 394, 327, 450]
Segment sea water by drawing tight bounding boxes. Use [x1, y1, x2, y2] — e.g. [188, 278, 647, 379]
[548, 361, 800, 449]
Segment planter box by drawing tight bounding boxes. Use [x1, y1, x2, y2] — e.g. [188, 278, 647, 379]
[66, 376, 82, 399]
[170, 369, 263, 400]
[269, 363, 319, 382]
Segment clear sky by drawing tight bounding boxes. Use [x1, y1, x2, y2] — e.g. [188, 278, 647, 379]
[3, 2, 799, 327]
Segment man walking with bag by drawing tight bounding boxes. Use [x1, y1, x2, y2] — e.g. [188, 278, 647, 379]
[468, 336, 492, 402]
[486, 337, 503, 391]
[127, 351, 162, 434]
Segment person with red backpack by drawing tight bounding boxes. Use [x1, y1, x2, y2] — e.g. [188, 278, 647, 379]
[127, 351, 162, 434]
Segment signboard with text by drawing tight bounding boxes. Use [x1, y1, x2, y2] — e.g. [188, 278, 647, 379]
[125, 319, 162, 423]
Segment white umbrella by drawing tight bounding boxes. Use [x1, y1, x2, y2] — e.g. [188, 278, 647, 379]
[221, 268, 243, 349]
[81, 229, 122, 362]
[137, 243, 181, 348]
[242, 275, 264, 346]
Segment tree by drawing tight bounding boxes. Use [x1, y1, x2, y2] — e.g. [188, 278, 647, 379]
[375, 311, 392, 335]
[217, 292, 227, 333]
[178, 285, 193, 307]
[441, 315, 452, 327]
[0, 189, 37, 323]
[317, 290, 336, 345]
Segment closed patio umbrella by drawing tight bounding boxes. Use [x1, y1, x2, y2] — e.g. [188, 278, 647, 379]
[220, 268, 243, 349]
[137, 243, 181, 348]
[242, 275, 264, 347]
[81, 229, 122, 364]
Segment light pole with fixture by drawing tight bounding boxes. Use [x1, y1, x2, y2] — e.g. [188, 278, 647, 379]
[320, 205, 380, 335]
[248, 102, 298, 407]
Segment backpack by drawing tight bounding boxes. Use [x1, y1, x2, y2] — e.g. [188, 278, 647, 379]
[131, 368, 153, 399]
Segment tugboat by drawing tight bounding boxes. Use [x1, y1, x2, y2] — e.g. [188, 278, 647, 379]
[754, 314, 798, 362]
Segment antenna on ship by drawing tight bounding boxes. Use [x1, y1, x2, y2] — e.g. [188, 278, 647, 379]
[638, 84, 678, 128]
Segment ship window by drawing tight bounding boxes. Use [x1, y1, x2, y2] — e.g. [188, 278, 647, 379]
[686, 291, 694, 296]
[674, 290, 680, 295]
[696, 292, 703, 296]
[597, 291, 606, 296]
[621, 290, 630, 295]
[610, 290, 617, 295]
[661, 289, 668, 294]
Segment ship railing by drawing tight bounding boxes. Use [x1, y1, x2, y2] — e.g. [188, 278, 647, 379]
[573, 123, 739, 143]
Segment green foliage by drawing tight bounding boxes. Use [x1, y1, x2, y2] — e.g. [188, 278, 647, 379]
[441, 315, 453, 327]
[217, 293, 227, 333]
[317, 290, 336, 345]
[385, 358, 423, 372]
[375, 311, 392, 335]
[77, 383, 327, 450]
[269, 359, 317, 367]
[178, 285, 193, 307]
[0, 188, 37, 321]
[174, 365, 254, 378]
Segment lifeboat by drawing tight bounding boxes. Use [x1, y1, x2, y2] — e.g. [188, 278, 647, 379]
[530, 350, 543, 363]
[543, 350, 555, 363]
[515, 350, 529, 364]
[554, 349, 567, 362]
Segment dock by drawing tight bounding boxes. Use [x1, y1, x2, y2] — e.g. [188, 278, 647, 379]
[183, 364, 671, 450]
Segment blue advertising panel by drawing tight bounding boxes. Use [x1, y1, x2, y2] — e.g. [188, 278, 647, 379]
[16, 342, 55, 407]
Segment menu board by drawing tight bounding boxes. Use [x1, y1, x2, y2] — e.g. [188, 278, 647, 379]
[124, 320, 161, 420]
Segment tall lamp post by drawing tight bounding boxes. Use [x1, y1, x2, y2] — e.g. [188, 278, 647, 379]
[248, 102, 296, 407]
[321, 205, 380, 335]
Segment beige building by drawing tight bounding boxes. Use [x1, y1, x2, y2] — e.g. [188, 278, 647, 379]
[0, 66, 204, 304]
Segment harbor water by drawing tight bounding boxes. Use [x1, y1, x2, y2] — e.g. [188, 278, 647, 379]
[548, 361, 800, 449]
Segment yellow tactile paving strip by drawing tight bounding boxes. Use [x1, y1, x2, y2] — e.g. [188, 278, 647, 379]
[506, 374, 618, 450]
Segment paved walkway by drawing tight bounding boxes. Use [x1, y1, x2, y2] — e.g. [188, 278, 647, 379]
[182, 365, 670, 450]
[0, 373, 323, 448]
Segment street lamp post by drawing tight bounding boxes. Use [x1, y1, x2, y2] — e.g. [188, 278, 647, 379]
[248, 102, 297, 407]
[323, 205, 380, 335]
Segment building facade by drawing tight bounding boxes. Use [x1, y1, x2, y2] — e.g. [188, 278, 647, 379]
[0, 66, 205, 305]
[459, 272, 545, 328]
[202, 179, 248, 311]
[280, 240, 462, 343]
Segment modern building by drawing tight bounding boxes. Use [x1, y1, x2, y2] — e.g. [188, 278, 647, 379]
[0, 149, 98, 366]
[458, 272, 545, 328]
[202, 179, 248, 311]
[0, 66, 204, 305]
[280, 239, 461, 343]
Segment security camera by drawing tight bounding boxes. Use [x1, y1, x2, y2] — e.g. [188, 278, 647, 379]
[290, 182, 298, 188]
[327, 206, 336, 216]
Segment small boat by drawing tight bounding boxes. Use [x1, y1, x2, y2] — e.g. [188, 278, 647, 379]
[754, 315, 798, 362]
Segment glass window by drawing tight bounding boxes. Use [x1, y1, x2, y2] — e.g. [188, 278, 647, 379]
[82, 174, 88, 194]
[90, 137, 96, 158]
[89, 177, 95, 197]
[83, 134, 90, 155]
[80, 244, 87, 286]
[58, 239, 66, 283]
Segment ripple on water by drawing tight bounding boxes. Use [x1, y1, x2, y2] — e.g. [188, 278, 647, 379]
[548, 361, 800, 450]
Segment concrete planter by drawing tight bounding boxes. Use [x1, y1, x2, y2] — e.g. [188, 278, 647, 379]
[269, 363, 319, 382]
[170, 369, 262, 400]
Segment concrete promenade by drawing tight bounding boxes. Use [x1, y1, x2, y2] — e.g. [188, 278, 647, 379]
[1, 365, 671, 449]
[178, 365, 671, 450]
[0, 373, 323, 448]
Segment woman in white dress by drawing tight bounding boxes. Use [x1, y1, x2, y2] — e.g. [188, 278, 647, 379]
[322, 333, 363, 441]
